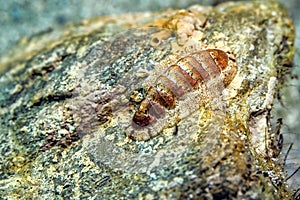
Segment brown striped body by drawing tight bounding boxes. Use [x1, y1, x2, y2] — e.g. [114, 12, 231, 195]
[129, 49, 237, 140]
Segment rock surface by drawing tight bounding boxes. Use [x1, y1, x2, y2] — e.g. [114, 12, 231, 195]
[0, 1, 295, 199]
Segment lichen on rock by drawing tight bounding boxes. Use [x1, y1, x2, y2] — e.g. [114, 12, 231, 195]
[0, 1, 295, 199]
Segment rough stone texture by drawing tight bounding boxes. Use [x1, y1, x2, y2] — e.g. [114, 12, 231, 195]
[0, 0, 246, 56]
[0, 1, 296, 199]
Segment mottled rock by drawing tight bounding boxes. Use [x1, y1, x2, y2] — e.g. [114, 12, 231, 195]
[0, 1, 295, 199]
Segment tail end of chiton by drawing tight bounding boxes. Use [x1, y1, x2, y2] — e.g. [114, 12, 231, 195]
[207, 49, 229, 71]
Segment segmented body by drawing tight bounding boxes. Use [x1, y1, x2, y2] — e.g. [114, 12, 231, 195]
[127, 49, 237, 141]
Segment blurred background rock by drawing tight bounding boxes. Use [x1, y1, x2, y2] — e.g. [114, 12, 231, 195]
[0, 0, 299, 189]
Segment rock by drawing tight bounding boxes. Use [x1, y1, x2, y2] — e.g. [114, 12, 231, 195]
[0, 1, 295, 199]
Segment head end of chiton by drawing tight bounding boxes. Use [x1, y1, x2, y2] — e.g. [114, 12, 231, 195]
[132, 112, 156, 127]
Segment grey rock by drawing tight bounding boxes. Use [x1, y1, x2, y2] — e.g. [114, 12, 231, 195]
[0, 1, 296, 199]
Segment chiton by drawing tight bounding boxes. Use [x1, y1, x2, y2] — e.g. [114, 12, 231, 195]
[125, 48, 237, 141]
